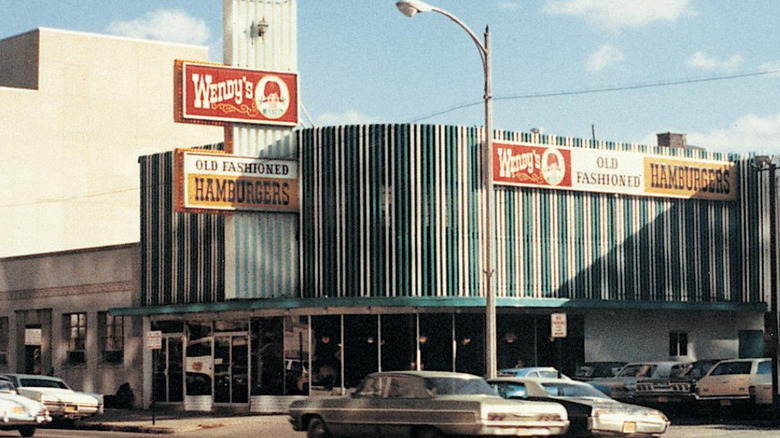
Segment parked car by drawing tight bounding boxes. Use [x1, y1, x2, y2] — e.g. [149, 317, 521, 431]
[488, 377, 669, 437]
[288, 370, 570, 437]
[573, 362, 627, 381]
[1, 374, 101, 421]
[633, 359, 723, 406]
[590, 361, 691, 400]
[0, 379, 52, 437]
[497, 367, 570, 380]
[694, 358, 773, 407]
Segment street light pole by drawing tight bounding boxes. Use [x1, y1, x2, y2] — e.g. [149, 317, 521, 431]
[755, 155, 779, 417]
[396, 0, 498, 379]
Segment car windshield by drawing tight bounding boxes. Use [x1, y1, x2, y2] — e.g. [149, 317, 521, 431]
[617, 364, 656, 378]
[425, 377, 497, 396]
[682, 361, 717, 379]
[542, 382, 610, 399]
[19, 378, 69, 389]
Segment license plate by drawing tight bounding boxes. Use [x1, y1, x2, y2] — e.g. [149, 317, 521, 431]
[720, 400, 732, 407]
[12, 406, 25, 414]
[622, 422, 637, 433]
[65, 405, 78, 413]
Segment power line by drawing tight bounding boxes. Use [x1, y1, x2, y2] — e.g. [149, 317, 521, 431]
[407, 67, 780, 123]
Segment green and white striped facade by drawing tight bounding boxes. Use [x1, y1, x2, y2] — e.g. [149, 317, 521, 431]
[137, 123, 770, 365]
[299, 124, 767, 307]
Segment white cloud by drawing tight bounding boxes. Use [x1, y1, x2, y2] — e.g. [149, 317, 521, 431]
[498, 2, 522, 10]
[687, 51, 744, 72]
[585, 44, 624, 71]
[314, 110, 381, 127]
[761, 61, 780, 78]
[544, 0, 697, 29]
[105, 9, 211, 45]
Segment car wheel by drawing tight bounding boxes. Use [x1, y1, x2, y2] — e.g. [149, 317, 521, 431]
[415, 426, 444, 438]
[306, 416, 330, 438]
[18, 426, 36, 437]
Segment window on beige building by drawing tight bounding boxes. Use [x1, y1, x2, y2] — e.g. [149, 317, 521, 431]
[0, 317, 8, 372]
[99, 312, 123, 365]
[64, 313, 87, 366]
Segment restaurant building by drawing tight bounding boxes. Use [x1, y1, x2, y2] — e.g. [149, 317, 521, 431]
[121, 125, 770, 412]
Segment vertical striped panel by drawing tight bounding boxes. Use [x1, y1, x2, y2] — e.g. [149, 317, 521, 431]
[299, 124, 771, 307]
[223, 0, 299, 300]
[140, 146, 225, 306]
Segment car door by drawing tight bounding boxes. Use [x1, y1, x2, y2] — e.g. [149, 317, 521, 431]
[374, 375, 426, 437]
[337, 375, 384, 437]
[701, 360, 753, 398]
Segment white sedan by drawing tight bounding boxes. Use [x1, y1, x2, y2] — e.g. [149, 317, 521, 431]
[0, 379, 51, 437]
[1, 374, 100, 421]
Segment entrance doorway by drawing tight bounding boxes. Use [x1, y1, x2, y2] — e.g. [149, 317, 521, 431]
[214, 334, 249, 404]
[152, 336, 184, 403]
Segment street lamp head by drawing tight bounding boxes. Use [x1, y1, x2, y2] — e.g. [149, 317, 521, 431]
[396, 0, 434, 17]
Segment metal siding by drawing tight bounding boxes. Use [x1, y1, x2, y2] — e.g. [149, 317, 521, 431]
[296, 124, 769, 309]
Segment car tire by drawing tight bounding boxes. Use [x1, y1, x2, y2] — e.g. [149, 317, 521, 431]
[18, 426, 36, 437]
[306, 416, 330, 438]
[415, 426, 444, 438]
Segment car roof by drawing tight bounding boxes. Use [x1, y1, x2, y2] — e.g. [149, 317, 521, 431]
[366, 371, 482, 380]
[2, 374, 64, 382]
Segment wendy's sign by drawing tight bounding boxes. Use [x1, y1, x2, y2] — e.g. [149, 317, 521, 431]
[175, 60, 298, 127]
[494, 140, 736, 202]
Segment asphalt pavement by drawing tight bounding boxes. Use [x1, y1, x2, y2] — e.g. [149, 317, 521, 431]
[57, 408, 780, 437]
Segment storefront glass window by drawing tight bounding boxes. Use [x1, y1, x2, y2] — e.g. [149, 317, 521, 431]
[419, 313, 453, 371]
[455, 313, 485, 376]
[283, 316, 310, 395]
[311, 315, 341, 394]
[186, 321, 213, 397]
[344, 315, 378, 388]
[250, 317, 284, 395]
[380, 314, 415, 372]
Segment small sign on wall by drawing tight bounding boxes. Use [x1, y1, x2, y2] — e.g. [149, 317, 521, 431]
[551, 313, 567, 338]
[24, 328, 42, 346]
[145, 331, 162, 350]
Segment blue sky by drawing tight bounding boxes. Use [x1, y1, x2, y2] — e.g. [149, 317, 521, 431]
[4, 1, 780, 155]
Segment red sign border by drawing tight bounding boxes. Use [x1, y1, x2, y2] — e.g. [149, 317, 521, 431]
[174, 60, 299, 128]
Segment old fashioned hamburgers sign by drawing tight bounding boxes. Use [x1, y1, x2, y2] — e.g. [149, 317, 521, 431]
[175, 149, 299, 214]
[175, 60, 298, 127]
[494, 141, 737, 202]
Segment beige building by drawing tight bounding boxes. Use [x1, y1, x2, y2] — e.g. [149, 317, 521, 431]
[0, 28, 223, 258]
[0, 28, 223, 404]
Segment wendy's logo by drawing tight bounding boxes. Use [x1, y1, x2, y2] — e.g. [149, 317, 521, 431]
[255, 76, 290, 119]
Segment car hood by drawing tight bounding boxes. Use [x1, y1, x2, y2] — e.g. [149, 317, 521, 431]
[18, 388, 99, 405]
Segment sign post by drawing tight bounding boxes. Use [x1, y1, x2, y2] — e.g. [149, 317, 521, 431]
[145, 331, 161, 424]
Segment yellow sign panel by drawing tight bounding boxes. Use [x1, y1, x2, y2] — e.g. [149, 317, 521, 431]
[643, 157, 736, 201]
[186, 174, 298, 212]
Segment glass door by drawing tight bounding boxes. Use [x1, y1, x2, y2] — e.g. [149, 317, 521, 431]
[153, 336, 184, 403]
[214, 334, 249, 404]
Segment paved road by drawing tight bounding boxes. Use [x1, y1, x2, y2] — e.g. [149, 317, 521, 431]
[6, 414, 780, 438]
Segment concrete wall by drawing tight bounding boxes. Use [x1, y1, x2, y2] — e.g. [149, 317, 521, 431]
[0, 244, 144, 405]
[584, 309, 765, 362]
[0, 28, 223, 258]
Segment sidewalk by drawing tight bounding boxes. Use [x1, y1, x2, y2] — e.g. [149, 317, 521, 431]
[72, 409, 283, 434]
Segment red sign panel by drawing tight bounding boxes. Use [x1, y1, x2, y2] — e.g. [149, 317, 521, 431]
[175, 61, 298, 127]
[493, 141, 573, 188]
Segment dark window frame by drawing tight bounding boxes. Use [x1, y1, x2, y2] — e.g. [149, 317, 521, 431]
[64, 313, 87, 366]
